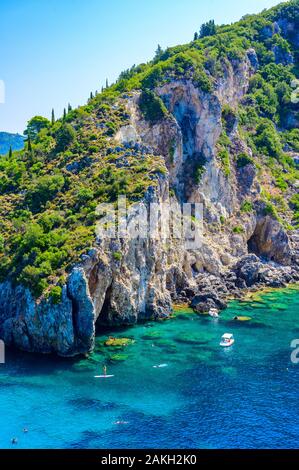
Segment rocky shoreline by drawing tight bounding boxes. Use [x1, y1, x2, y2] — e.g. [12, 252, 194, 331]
[182, 254, 299, 313]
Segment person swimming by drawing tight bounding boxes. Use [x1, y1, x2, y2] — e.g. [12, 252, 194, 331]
[11, 437, 18, 444]
[23, 428, 28, 433]
[103, 365, 107, 376]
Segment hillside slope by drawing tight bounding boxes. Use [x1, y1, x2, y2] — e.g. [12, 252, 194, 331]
[0, 1, 298, 356]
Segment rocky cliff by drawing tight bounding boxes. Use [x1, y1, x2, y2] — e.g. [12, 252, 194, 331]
[0, 1, 298, 355]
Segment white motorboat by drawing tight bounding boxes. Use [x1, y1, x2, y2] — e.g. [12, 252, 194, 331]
[220, 333, 234, 347]
[209, 308, 219, 318]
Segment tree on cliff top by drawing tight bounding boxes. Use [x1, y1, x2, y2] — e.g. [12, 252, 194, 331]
[24, 116, 50, 140]
[199, 19, 217, 38]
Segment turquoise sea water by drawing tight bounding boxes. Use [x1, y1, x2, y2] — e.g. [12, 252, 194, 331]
[0, 287, 299, 449]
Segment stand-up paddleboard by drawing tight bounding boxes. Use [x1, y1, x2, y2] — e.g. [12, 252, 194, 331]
[153, 364, 168, 368]
[94, 375, 114, 378]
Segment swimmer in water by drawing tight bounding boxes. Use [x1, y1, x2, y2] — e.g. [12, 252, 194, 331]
[23, 428, 28, 433]
[103, 365, 107, 376]
[11, 438, 18, 444]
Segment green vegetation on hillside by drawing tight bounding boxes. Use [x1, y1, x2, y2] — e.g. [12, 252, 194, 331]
[0, 93, 166, 298]
[0, 0, 298, 298]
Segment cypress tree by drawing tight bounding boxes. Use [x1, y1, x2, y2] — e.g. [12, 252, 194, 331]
[194, 32, 198, 41]
[105, 78, 109, 89]
[27, 136, 32, 152]
[200, 20, 217, 38]
[68, 103, 72, 113]
[154, 44, 163, 60]
[51, 108, 55, 125]
[8, 146, 12, 159]
[90, 91, 94, 100]
[63, 108, 66, 120]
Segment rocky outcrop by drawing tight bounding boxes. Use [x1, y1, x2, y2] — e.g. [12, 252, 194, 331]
[0, 178, 182, 355]
[232, 254, 297, 289]
[0, 269, 94, 356]
[247, 215, 292, 265]
[191, 292, 227, 313]
[0, 48, 298, 356]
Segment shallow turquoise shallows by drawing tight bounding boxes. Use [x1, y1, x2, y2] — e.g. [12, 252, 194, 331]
[0, 287, 299, 449]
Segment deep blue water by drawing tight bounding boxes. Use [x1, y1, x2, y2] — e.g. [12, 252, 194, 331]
[0, 287, 299, 449]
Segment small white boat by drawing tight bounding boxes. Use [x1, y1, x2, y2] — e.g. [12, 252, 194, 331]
[220, 333, 234, 347]
[209, 308, 219, 318]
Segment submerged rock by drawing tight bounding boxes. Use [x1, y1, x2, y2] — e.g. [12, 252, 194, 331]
[104, 337, 134, 348]
[233, 316, 252, 321]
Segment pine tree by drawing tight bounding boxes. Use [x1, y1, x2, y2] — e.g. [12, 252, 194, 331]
[194, 32, 198, 41]
[51, 108, 55, 125]
[68, 103, 72, 113]
[63, 108, 66, 120]
[8, 146, 12, 159]
[200, 20, 217, 38]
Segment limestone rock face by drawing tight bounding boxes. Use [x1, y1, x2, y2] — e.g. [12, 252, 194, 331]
[277, 17, 299, 48]
[67, 268, 95, 352]
[0, 268, 94, 356]
[0, 49, 298, 357]
[248, 216, 292, 265]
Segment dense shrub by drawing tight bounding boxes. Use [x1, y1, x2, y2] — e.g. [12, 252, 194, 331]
[236, 153, 254, 168]
[232, 226, 244, 234]
[48, 286, 62, 304]
[138, 90, 168, 123]
[199, 20, 217, 38]
[24, 116, 50, 140]
[254, 120, 283, 158]
[25, 174, 65, 212]
[240, 200, 253, 213]
[54, 123, 76, 152]
[282, 129, 299, 152]
[263, 202, 279, 219]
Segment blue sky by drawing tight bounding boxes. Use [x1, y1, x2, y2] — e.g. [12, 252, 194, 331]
[0, 0, 286, 133]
